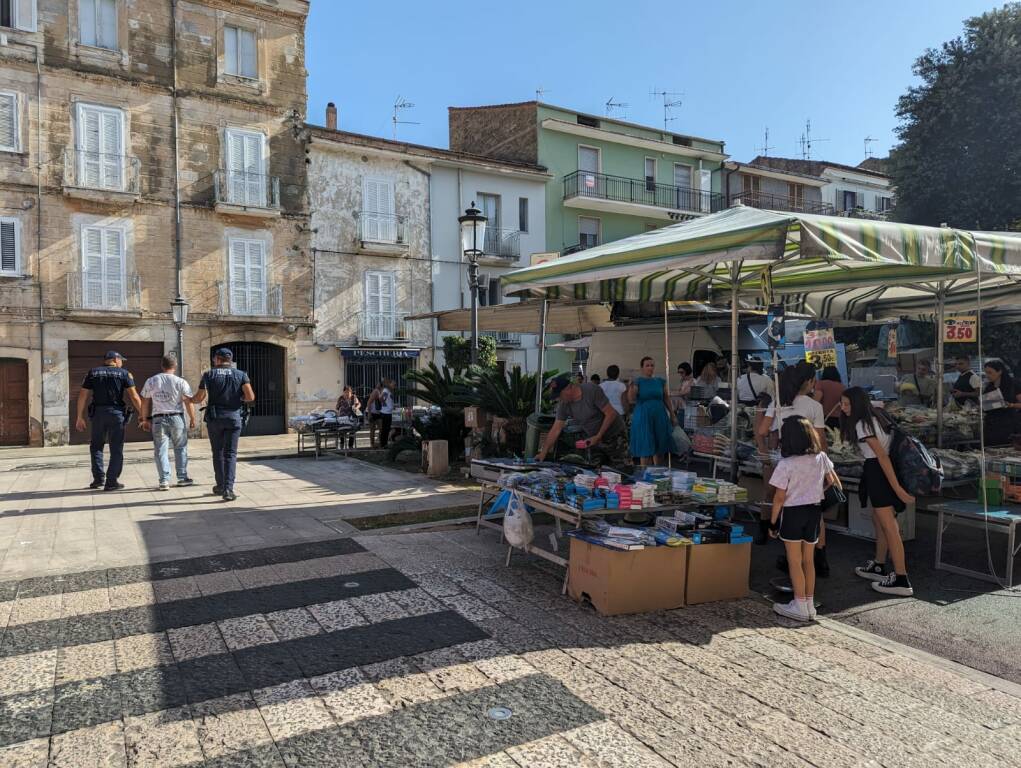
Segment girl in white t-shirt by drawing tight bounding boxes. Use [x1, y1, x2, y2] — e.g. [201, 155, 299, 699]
[768, 416, 840, 621]
[839, 387, 915, 597]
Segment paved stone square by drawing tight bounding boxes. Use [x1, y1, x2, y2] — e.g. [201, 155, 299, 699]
[0, 450, 1019, 766]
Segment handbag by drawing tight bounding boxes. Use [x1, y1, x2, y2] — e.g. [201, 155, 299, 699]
[821, 483, 846, 512]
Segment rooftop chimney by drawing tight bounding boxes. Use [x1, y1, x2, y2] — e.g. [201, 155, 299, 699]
[326, 102, 337, 131]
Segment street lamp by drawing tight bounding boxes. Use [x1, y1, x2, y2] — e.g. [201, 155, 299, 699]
[458, 202, 488, 366]
[170, 297, 189, 376]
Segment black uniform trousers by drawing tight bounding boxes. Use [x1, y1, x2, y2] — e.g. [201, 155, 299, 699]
[90, 407, 126, 485]
[207, 414, 242, 492]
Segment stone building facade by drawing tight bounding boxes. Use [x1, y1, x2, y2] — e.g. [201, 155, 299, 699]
[0, 0, 311, 446]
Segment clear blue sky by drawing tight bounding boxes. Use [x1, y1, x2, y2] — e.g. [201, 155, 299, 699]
[307, 0, 999, 165]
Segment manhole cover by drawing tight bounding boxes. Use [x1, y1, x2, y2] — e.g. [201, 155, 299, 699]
[487, 707, 512, 721]
[343, 581, 360, 588]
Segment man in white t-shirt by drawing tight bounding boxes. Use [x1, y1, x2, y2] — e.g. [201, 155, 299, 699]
[599, 365, 628, 416]
[139, 355, 196, 490]
[736, 358, 775, 405]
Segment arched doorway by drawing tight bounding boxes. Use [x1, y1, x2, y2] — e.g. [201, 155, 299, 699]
[209, 342, 286, 436]
[0, 358, 29, 446]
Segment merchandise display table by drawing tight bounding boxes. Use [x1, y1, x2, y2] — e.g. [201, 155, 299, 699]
[929, 500, 1021, 586]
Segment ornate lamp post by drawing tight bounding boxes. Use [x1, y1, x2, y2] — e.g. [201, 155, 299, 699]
[458, 202, 488, 366]
[170, 297, 189, 376]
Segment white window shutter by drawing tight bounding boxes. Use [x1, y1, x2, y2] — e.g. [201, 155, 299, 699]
[83, 227, 105, 307]
[0, 94, 17, 152]
[0, 219, 18, 274]
[380, 273, 395, 315]
[98, 0, 117, 49]
[247, 241, 266, 314]
[80, 0, 97, 46]
[103, 228, 124, 307]
[15, 0, 36, 32]
[362, 179, 381, 241]
[229, 239, 248, 314]
[243, 133, 263, 204]
[239, 29, 257, 78]
[224, 26, 239, 75]
[856, 191, 865, 208]
[226, 130, 245, 202]
[100, 110, 123, 189]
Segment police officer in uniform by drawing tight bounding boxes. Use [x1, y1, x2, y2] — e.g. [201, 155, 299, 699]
[191, 348, 255, 502]
[75, 351, 143, 490]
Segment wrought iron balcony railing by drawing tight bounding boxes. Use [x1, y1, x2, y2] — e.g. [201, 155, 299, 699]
[67, 271, 141, 311]
[213, 169, 281, 210]
[482, 331, 522, 347]
[360, 312, 410, 342]
[356, 211, 408, 245]
[731, 190, 836, 215]
[64, 149, 140, 195]
[216, 281, 283, 316]
[482, 228, 521, 259]
[563, 170, 725, 214]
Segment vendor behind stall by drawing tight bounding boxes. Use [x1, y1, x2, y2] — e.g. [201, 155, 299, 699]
[897, 359, 937, 407]
[536, 375, 627, 463]
[982, 358, 1021, 446]
[952, 355, 982, 406]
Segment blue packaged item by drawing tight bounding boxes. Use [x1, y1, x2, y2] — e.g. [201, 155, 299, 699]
[486, 489, 511, 518]
[730, 535, 753, 544]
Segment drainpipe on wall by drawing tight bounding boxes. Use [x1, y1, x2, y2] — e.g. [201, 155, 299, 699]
[170, 0, 185, 370]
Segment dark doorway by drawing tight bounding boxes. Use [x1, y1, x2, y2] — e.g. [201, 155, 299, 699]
[342, 352, 417, 407]
[68, 341, 165, 445]
[0, 359, 29, 446]
[210, 342, 286, 436]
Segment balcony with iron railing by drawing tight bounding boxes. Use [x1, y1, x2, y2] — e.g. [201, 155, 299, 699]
[481, 228, 521, 260]
[213, 170, 281, 217]
[731, 190, 836, 215]
[359, 311, 410, 344]
[216, 281, 283, 318]
[356, 211, 408, 252]
[563, 170, 725, 216]
[67, 271, 141, 312]
[63, 148, 141, 202]
[482, 331, 522, 347]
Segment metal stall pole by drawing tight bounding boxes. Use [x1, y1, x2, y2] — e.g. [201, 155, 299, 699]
[729, 265, 741, 482]
[935, 283, 946, 447]
[526, 299, 550, 458]
[664, 300, 672, 469]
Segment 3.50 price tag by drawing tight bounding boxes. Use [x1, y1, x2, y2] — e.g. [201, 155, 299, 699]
[943, 316, 976, 342]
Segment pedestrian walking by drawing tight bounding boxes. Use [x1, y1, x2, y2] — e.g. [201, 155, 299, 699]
[75, 351, 143, 491]
[139, 355, 196, 490]
[627, 356, 677, 466]
[768, 415, 840, 622]
[379, 379, 395, 449]
[191, 348, 255, 502]
[365, 383, 383, 448]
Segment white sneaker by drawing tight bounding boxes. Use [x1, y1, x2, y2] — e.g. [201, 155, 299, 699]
[804, 597, 817, 620]
[158, 481, 170, 491]
[773, 598, 812, 622]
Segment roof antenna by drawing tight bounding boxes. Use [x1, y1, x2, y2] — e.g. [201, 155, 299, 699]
[864, 135, 877, 158]
[650, 88, 684, 130]
[605, 96, 629, 119]
[756, 127, 774, 157]
[391, 96, 419, 141]
[535, 86, 550, 101]
[798, 118, 829, 160]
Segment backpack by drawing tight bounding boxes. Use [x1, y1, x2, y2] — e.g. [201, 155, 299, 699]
[889, 425, 943, 496]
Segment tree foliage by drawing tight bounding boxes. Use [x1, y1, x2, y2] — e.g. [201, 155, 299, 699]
[442, 335, 498, 373]
[469, 367, 559, 420]
[890, 4, 1021, 229]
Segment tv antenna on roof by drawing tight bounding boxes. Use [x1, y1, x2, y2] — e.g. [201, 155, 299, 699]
[392, 96, 419, 141]
[756, 127, 774, 157]
[605, 96, 629, 118]
[798, 118, 829, 159]
[650, 88, 684, 129]
[535, 86, 550, 101]
[864, 135, 877, 158]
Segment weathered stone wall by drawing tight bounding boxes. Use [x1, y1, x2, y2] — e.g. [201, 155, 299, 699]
[448, 103, 539, 166]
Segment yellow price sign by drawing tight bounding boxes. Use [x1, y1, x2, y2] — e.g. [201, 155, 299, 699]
[806, 349, 838, 369]
[943, 316, 977, 343]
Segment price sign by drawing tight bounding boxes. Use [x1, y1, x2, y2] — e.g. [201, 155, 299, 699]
[943, 316, 977, 343]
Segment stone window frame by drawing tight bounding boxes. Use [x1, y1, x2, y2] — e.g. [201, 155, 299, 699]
[223, 226, 274, 315]
[215, 10, 267, 94]
[69, 0, 130, 68]
[69, 96, 132, 181]
[0, 89, 24, 154]
[74, 214, 135, 310]
[0, 215, 22, 277]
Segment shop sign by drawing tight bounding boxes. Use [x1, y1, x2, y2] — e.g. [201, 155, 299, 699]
[341, 349, 420, 359]
[943, 316, 977, 343]
[803, 320, 837, 369]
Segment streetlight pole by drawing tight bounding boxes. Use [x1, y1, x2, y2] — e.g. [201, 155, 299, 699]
[171, 297, 189, 377]
[458, 203, 487, 367]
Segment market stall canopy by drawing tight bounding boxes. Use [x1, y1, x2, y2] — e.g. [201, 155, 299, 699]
[501, 206, 1021, 318]
[405, 301, 612, 334]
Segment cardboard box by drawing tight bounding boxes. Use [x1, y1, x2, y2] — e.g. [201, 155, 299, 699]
[684, 542, 751, 605]
[568, 538, 688, 616]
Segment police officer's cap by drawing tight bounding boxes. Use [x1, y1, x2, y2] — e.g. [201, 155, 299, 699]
[104, 351, 126, 361]
[213, 348, 233, 360]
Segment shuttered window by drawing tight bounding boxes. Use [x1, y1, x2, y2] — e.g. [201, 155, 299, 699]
[364, 271, 396, 338]
[76, 103, 124, 190]
[0, 92, 18, 152]
[361, 178, 396, 242]
[228, 238, 267, 315]
[224, 25, 257, 79]
[81, 225, 125, 309]
[0, 217, 19, 276]
[80, 0, 118, 50]
[225, 128, 266, 205]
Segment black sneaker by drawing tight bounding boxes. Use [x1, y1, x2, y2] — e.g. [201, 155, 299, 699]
[89, 479, 105, 490]
[815, 547, 831, 578]
[222, 490, 237, 502]
[872, 572, 913, 597]
[103, 483, 125, 491]
[212, 485, 222, 495]
[854, 559, 888, 582]
[177, 478, 195, 487]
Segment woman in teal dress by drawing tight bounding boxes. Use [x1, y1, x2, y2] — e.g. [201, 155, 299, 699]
[628, 356, 677, 465]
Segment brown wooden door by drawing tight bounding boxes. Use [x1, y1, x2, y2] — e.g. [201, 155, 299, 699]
[0, 359, 29, 446]
[68, 341, 166, 445]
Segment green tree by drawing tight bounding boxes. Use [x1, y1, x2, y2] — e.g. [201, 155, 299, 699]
[891, 4, 1021, 229]
[441, 335, 497, 373]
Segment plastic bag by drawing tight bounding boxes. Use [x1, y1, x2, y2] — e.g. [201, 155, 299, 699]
[503, 491, 534, 548]
[671, 426, 692, 456]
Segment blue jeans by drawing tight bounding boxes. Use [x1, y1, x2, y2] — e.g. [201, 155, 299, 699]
[90, 407, 125, 485]
[207, 416, 242, 492]
[152, 414, 189, 483]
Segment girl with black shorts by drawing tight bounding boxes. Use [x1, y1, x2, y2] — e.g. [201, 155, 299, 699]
[839, 387, 915, 597]
[768, 415, 840, 622]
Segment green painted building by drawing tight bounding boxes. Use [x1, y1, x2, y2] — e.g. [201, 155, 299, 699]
[449, 102, 728, 255]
